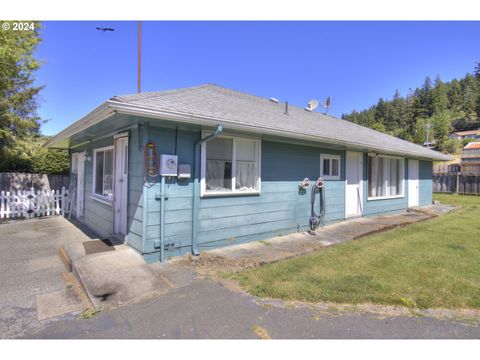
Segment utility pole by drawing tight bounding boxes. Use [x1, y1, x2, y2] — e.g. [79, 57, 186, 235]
[137, 21, 142, 94]
[425, 123, 432, 146]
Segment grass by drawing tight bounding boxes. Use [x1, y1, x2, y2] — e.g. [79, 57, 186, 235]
[233, 194, 480, 309]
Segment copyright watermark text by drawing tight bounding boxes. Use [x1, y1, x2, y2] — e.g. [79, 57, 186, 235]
[2, 22, 35, 31]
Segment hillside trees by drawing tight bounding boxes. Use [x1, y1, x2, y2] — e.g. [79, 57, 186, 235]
[342, 63, 480, 154]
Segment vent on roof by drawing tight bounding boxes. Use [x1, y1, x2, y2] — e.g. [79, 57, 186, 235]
[269, 97, 279, 103]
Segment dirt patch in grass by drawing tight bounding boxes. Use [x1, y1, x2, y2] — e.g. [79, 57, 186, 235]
[251, 325, 271, 339]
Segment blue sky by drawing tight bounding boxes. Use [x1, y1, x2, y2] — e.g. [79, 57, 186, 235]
[35, 21, 480, 135]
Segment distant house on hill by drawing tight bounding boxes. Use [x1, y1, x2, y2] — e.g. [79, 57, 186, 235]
[449, 129, 480, 141]
[461, 142, 480, 173]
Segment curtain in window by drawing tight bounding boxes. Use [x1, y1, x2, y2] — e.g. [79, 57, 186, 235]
[369, 156, 385, 197]
[369, 156, 402, 198]
[206, 160, 229, 190]
[388, 158, 399, 196]
[236, 162, 257, 190]
[235, 139, 257, 191]
[206, 138, 233, 191]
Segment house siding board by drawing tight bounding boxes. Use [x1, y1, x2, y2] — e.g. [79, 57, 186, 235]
[126, 125, 144, 251]
[140, 136, 346, 260]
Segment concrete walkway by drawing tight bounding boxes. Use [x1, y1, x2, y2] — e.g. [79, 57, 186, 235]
[180, 204, 456, 273]
[0, 217, 97, 338]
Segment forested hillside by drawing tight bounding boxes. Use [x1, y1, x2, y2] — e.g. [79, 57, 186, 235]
[342, 63, 480, 154]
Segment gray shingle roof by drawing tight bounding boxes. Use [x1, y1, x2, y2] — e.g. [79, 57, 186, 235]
[111, 84, 450, 161]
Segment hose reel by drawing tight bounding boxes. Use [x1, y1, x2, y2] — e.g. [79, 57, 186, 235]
[309, 177, 326, 231]
[144, 142, 159, 183]
[298, 178, 310, 190]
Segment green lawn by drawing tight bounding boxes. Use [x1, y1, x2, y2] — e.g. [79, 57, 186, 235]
[233, 194, 480, 309]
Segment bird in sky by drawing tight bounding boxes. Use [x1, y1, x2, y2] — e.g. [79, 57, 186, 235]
[96, 27, 115, 32]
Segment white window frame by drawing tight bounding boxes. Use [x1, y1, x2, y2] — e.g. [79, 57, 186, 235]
[320, 154, 341, 180]
[91, 145, 114, 204]
[367, 153, 405, 201]
[200, 133, 261, 197]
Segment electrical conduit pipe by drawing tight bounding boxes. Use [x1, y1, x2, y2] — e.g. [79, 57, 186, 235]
[191, 125, 223, 255]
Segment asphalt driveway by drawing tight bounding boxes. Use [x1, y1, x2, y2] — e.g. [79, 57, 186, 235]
[26, 276, 480, 339]
[1, 216, 480, 339]
[0, 216, 96, 338]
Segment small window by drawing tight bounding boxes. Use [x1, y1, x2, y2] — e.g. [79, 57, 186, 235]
[202, 135, 261, 196]
[368, 155, 404, 199]
[93, 147, 114, 201]
[320, 154, 341, 180]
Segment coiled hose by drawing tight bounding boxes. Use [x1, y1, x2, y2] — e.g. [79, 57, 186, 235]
[309, 177, 326, 230]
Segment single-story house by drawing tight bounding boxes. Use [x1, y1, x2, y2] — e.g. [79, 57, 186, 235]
[46, 84, 451, 262]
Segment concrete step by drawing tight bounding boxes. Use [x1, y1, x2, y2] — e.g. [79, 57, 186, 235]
[58, 242, 171, 311]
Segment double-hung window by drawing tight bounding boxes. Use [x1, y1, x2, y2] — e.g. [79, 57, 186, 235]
[92, 146, 114, 202]
[201, 135, 261, 196]
[320, 154, 341, 180]
[368, 154, 404, 199]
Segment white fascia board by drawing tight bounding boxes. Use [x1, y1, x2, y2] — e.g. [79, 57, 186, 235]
[44, 102, 115, 148]
[108, 101, 452, 161]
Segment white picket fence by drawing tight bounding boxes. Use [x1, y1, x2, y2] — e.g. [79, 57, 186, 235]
[0, 187, 69, 219]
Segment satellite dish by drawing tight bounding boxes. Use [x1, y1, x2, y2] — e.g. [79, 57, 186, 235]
[305, 99, 319, 112]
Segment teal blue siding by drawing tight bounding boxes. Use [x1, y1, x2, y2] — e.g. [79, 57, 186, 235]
[139, 136, 347, 262]
[125, 125, 144, 252]
[67, 114, 434, 263]
[419, 160, 433, 206]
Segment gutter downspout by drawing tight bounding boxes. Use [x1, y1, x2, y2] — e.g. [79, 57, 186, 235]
[191, 124, 223, 255]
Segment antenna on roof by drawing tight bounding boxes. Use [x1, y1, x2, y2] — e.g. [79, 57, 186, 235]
[324, 96, 331, 114]
[304, 99, 319, 112]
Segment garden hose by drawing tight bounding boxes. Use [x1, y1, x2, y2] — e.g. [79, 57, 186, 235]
[310, 177, 326, 230]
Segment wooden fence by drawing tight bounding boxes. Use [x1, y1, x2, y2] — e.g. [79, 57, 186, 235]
[0, 187, 69, 219]
[0, 173, 69, 192]
[433, 173, 480, 195]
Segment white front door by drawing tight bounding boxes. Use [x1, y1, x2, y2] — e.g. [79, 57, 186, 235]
[345, 151, 363, 217]
[113, 136, 129, 235]
[76, 153, 85, 221]
[408, 159, 419, 207]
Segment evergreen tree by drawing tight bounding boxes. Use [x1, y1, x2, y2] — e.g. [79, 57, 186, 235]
[0, 21, 44, 172]
[431, 75, 449, 114]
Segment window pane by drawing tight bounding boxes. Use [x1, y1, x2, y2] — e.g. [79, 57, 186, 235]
[95, 151, 104, 196]
[388, 158, 400, 196]
[206, 138, 232, 191]
[103, 150, 113, 199]
[236, 139, 258, 191]
[323, 159, 330, 176]
[331, 158, 339, 176]
[368, 156, 385, 197]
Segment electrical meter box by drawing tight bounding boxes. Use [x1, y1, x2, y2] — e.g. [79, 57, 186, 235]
[177, 164, 191, 179]
[159, 154, 178, 176]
